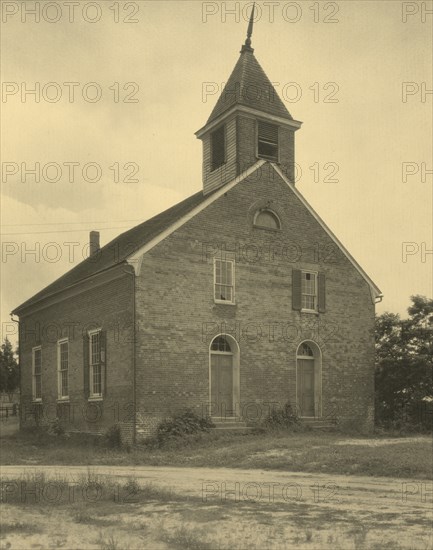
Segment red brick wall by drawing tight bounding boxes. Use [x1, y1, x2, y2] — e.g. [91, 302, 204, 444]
[135, 164, 375, 437]
[18, 269, 135, 442]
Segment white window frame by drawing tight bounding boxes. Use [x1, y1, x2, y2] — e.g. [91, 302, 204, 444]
[214, 257, 235, 305]
[57, 338, 69, 401]
[301, 270, 318, 313]
[32, 346, 42, 402]
[88, 329, 103, 400]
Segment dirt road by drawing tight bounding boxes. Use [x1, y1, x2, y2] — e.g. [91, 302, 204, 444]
[1, 463, 431, 508]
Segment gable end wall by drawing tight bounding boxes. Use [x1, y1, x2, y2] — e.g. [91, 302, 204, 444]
[134, 167, 375, 437]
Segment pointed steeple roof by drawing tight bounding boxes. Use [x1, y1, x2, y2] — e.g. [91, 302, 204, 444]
[207, 5, 293, 125]
[207, 51, 293, 124]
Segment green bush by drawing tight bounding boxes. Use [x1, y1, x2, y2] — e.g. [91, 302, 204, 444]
[47, 417, 65, 437]
[104, 424, 122, 448]
[154, 410, 214, 446]
[375, 412, 432, 435]
[261, 402, 300, 430]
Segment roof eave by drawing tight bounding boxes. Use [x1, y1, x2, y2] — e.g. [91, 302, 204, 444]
[11, 262, 129, 317]
[126, 160, 267, 274]
[195, 105, 302, 139]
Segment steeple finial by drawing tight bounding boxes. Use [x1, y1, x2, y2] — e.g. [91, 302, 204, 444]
[241, 3, 255, 53]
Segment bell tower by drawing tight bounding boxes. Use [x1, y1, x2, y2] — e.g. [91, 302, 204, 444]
[196, 4, 302, 195]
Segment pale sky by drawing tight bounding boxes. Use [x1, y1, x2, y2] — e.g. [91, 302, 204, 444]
[1, 0, 432, 345]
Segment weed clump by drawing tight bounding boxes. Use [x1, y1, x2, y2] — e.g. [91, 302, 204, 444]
[104, 424, 122, 449]
[151, 410, 214, 447]
[260, 402, 302, 431]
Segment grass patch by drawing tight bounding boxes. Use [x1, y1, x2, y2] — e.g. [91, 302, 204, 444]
[0, 480, 428, 550]
[0, 520, 39, 535]
[159, 524, 214, 550]
[157, 520, 419, 550]
[0, 471, 178, 508]
[72, 510, 113, 526]
[1, 429, 431, 479]
[95, 532, 130, 550]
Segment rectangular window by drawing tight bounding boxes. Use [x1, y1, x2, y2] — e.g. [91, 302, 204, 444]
[257, 121, 279, 161]
[211, 125, 226, 171]
[89, 330, 102, 397]
[214, 258, 235, 304]
[32, 347, 42, 401]
[57, 339, 69, 399]
[301, 271, 318, 311]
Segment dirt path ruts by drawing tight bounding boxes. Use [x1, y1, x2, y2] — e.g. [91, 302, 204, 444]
[1, 464, 431, 514]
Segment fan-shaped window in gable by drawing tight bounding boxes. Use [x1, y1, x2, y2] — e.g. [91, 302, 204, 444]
[254, 209, 281, 230]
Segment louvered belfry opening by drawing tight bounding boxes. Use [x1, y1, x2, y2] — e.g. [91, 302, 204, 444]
[211, 125, 226, 171]
[257, 120, 279, 161]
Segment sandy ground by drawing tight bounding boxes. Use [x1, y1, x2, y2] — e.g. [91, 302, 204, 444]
[1, 464, 432, 549]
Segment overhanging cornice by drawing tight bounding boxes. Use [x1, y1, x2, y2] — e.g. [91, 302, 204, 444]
[195, 105, 302, 139]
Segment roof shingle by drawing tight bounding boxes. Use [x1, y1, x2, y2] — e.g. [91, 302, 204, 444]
[207, 50, 293, 124]
[13, 189, 212, 313]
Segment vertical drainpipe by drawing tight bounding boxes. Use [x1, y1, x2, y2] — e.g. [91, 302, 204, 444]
[123, 263, 137, 445]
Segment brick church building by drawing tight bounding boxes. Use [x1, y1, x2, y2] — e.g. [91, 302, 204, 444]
[13, 14, 382, 441]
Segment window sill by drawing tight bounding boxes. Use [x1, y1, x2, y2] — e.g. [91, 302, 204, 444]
[57, 398, 70, 403]
[256, 155, 279, 163]
[214, 300, 236, 306]
[88, 397, 103, 402]
[301, 309, 319, 315]
[32, 399, 42, 403]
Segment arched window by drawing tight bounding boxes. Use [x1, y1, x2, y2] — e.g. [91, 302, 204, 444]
[210, 335, 232, 353]
[254, 209, 280, 230]
[298, 342, 314, 357]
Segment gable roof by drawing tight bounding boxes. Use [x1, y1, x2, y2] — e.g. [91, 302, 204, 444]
[12, 189, 215, 314]
[13, 160, 382, 314]
[207, 49, 293, 125]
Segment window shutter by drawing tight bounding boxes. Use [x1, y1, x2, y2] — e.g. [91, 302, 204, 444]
[83, 333, 89, 399]
[100, 330, 107, 397]
[258, 121, 278, 143]
[318, 273, 326, 313]
[257, 121, 279, 161]
[292, 269, 302, 310]
[211, 125, 225, 170]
